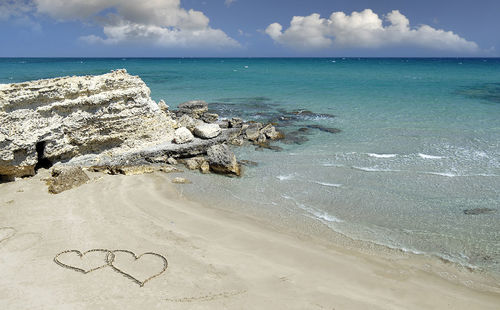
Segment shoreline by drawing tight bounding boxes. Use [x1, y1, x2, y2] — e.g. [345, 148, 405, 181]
[1, 170, 499, 309]
[175, 169, 500, 293]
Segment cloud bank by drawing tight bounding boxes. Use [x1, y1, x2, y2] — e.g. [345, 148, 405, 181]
[31, 0, 239, 48]
[266, 9, 479, 53]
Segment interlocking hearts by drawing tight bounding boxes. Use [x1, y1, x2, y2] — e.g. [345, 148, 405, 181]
[107, 250, 168, 287]
[54, 249, 112, 274]
[54, 249, 168, 287]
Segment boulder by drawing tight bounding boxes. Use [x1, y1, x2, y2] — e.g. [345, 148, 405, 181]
[206, 144, 241, 177]
[0, 69, 176, 179]
[173, 127, 194, 144]
[245, 127, 260, 141]
[200, 161, 210, 174]
[178, 100, 208, 117]
[46, 166, 90, 194]
[201, 113, 219, 123]
[183, 156, 206, 170]
[229, 117, 243, 128]
[177, 114, 201, 132]
[261, 124, 284, 140]
[216, 120, 229, 129]
[193, 123, 222, 139]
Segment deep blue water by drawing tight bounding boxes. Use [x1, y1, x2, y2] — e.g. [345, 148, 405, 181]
[1, 58, 499, 275]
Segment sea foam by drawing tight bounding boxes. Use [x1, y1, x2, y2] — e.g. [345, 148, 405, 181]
[367, 153, 398, 158]
[418, 153, 444, 159]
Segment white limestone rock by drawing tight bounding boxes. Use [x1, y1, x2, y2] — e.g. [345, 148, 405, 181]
[0, 69, 176, 178]
[172, 127, 194, 144]
[193, 123, 222, 139]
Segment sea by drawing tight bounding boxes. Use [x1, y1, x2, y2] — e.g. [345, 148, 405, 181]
[1, 58, 499, 278]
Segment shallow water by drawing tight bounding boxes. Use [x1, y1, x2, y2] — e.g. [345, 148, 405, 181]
[1, 57, 499, 276]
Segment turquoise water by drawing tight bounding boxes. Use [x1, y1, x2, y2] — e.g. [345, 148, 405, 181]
[1, 58, 499, 275]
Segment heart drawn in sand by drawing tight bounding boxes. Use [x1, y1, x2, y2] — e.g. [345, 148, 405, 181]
[106, 250, 168, 287]
[54, 249, 113, 274]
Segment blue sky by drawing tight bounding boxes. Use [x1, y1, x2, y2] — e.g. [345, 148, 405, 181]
[0, 0, 498, 57]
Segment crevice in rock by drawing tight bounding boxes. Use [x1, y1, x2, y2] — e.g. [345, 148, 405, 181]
[34, 141, 53, 172]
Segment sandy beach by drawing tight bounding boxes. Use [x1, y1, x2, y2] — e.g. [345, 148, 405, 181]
[0, 170, 499, 310]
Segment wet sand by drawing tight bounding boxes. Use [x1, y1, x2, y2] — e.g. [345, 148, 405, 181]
[0, 170, 499, 309]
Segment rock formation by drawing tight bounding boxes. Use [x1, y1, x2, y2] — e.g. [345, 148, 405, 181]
[0, 69, 175, 178]
[0, 69, 285, 181]
[46, 167, 90, 194]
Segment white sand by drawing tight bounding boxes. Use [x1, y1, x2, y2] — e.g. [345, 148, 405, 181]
[1, 170, 499, 309]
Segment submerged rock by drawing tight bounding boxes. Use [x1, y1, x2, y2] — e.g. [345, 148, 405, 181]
[46, 166, 90, 194]
[306, 125, 342, 134]
[201, 112, 219, 123]
[178, 100, 208, 117]
[206, 144, 241, 177]
[173, 127, 194, 144]
[463, 208, 496, 215]
[0, 69, 176, 179]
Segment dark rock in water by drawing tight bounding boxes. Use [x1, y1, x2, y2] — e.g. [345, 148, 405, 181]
[463, 208, 496, 215]
[456, 83, 500, 104]
[178, 100, 208, 117]
[239, 160, 258, 167]
[46, 166, 89, 194]
[298, 127, 310, 133]
[206, 144, 241, 177]
[254, 141, 283, 152]
[281, 132, 309, 145]
[306, 125, 342, 134]
[201, 112, 219, 123]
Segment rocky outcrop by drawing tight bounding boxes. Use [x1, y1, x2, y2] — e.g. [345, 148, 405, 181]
[0, 69, 176, 179]
[206, 144, 241, 177]
[1, 70, 286, 180]
[46, 166, 90, 194]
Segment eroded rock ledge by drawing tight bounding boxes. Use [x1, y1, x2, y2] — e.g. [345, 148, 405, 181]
[0, 69, 284, 182]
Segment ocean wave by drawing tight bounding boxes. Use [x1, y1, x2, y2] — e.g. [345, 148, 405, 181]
[367, 153, 398, 158]
[281, 194, 344, 223]
[276, 174, 294, 181]
[418, 153, 444, 159]
[312, 181, 342, 188]
[352, 166, 402, 173]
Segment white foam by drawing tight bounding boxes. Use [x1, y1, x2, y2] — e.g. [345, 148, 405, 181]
[277, 174, 294, 181]
[367, 153, 397, 158]
[418, 153, 443, 159]
[352, 166, 402, 173]
[426, 172, 458, 177]
[313, 181, 342, 188]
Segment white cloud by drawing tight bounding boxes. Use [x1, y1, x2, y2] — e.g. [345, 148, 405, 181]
[225, 0, 236, 7]
[33, 0, 239, 48]
[0, 0, 34, 20]
[266, 9, 479, 53]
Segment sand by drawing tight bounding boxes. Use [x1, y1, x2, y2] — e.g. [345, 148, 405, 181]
[1, 170, 499, 309]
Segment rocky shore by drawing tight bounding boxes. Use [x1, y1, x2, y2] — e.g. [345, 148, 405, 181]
[0, 69, 284, 189]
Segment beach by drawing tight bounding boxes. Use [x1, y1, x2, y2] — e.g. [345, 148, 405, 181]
[1, 169, 499, 309]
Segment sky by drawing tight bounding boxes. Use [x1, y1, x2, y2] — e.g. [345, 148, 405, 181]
[0, 0, 499, 57]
